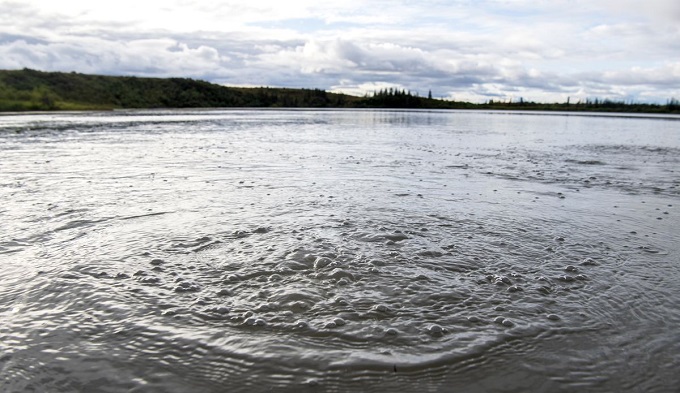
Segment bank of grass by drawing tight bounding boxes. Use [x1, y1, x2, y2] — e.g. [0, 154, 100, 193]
[1, 68, 678, 114]
[0, 96, 114, 111]
[0, 68, 362, 111]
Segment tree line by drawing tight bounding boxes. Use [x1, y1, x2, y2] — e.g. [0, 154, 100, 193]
[0, 68, 677, 113]
[0, 69, 358, 111]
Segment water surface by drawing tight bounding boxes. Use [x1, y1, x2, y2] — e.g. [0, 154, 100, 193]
[1, 109, 679, 392]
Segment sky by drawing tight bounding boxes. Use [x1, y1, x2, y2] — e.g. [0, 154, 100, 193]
[1, 0, 679, 103]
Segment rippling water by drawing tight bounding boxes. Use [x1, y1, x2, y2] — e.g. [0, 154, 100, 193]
[1, 109, 679, 392]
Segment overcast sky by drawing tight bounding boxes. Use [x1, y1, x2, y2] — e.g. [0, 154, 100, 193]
[1, 0, 679, 103]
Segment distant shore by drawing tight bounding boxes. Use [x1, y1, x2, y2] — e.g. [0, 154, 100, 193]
[2, 68, 678, 114]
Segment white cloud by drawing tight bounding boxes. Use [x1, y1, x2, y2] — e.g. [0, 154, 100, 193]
[0, 37, 231, 78]
[0, 0, 678, 102]
[595, 0, 680, 25]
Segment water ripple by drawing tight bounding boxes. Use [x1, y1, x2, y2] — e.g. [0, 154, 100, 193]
[1, 109, 678, 392]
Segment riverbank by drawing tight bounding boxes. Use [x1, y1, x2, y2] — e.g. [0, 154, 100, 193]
[2, 68, 678, 114]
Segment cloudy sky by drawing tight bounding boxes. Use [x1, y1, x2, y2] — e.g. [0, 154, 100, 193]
[1, 0, 679, 103]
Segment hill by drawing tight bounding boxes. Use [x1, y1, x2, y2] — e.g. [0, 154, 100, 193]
[0, 68, 361, 111]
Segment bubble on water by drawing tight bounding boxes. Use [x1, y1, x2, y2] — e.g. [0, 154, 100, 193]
[324, 321, 337, 329]
[326, 268, 354, 281]
[234, 230, 249, 238]
[216, 289, 231, 296]
[426, 324, 445, 336]
[174, 281, 200, 292]
[206, 306, 230, 314]
[294, 320, 309, 329]
[314, 257, 332, 269]
[386, 233, 409, 242]
[141, 277, 160, 284]
[93, 271, 110, 278]
[491, 275, 512, 285]
[537, 286, 552, 295]
[279, 261, 308, 271]
[356, 232, 408, 243]
[314, 257, 332, 270]
[268, 274, 283, 282]
[303, 378, 320, 387]
[333, 318, 346, 326]
[494, 317, 513, 327]
[245, 317, 266, 326]
[255, 303, 278, 312]
[287, 250, 317, 264]
[547, 314, 561, 321]
[385, 328, 398, 335]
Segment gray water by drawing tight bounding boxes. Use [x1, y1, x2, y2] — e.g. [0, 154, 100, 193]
[1, 109, 679, 392]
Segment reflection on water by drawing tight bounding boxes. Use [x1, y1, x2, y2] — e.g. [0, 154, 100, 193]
[1, 109, 679, 392]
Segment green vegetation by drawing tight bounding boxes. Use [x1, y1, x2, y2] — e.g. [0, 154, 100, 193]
[0, 68, 360, 111]
[0, 68, 678, 113]
[358, 88, 439, 108]
[478, 97, 680, 114]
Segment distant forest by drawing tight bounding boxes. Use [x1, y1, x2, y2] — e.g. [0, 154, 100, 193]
[1, 68, 678, 113]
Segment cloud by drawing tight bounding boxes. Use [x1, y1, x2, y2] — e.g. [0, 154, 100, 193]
[595, 0, 680, 25]
[0, 36, 231, 78]
[0, 0, 678, 103]
[256, 39, 435, 75]
[601, 63, 680, 87]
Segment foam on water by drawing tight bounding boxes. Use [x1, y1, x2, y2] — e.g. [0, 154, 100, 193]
[1, 109, 679, 392]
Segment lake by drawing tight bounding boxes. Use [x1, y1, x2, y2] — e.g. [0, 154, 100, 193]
[1, 109, 679, 392]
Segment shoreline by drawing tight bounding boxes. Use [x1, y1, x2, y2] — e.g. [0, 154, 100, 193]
[2, 107, 680, 121]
